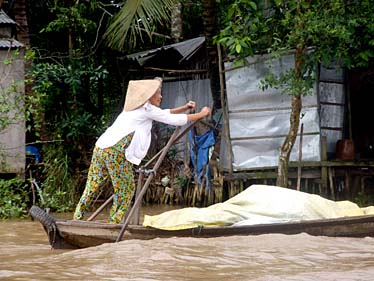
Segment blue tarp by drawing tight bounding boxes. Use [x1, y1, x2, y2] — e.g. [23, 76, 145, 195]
[26, 145, 41, 163]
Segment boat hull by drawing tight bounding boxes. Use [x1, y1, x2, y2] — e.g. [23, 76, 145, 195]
[30, 206, 374, 249]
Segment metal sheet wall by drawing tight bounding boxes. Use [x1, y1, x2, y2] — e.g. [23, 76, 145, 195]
[162, 79, 213, 111]
[225, 53, 322, 170]
[154, 79, 214, 162]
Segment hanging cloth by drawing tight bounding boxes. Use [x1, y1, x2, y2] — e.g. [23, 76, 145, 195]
[189, 128, 216, 189]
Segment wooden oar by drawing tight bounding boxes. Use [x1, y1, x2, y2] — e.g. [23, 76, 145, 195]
[142, 121, 198, 168]
[116, 126, 181, 242]
[87, 195, 114, 221]
[87, 121, 198, 222]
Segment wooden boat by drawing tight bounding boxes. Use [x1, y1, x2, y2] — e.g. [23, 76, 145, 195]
[30, 205, 374, 249]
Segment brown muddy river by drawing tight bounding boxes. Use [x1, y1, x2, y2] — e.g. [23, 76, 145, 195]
[1, 206, 374, 280]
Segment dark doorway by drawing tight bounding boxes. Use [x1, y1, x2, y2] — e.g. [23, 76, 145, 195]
[349, 69, 374, 160]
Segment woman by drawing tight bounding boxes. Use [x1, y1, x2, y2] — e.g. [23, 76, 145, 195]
[73, 78, 211, 223]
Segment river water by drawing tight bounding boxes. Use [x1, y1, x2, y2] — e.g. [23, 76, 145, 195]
[1, 206, 374, 280]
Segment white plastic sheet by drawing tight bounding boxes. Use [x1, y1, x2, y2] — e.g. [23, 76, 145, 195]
[143, 185, 373, 230]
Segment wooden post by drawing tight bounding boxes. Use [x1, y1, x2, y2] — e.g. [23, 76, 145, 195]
[29, 170, 36, 205]
[328, 167, 335, 200]
[346, 74, 353, 140]
[345, 170, 351, 200]
[217, 44, 234, 175]
[297, 123, 304, 191]
[321, 136, 328, 197]
[218, 44, 236, 197]
[130, 171, 144, 225]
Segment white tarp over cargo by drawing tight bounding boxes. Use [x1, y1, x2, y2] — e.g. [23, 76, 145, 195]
[143, 185, 374, 230]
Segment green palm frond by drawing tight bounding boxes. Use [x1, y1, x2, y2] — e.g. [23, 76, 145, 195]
[105, 0, 177, 50]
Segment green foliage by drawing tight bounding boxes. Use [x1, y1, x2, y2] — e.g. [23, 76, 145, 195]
[176, 175, 190, 191]
[181, 1, 204, 39]
[41, 3, 97, 34]
[214, 0, 270, 66]
[105, 0, 177, 50]
[28, 60, 108, 140]
[217, 0, 374, 90]
[0, 178, 29, 219]
[38, 145, 77, 212]
[24, 1, 122, 212]
[354, 191, 374, 208]
[260, 67, 315, 97]
[25, 57, 110, 211]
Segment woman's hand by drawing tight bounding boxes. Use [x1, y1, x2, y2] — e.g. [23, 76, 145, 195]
[185, 101, 196, 111]
[200, 106, 211, 118]
[186, 106, 211, 122]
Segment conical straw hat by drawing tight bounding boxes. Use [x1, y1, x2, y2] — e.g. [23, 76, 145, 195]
[124, 79, 162, 111]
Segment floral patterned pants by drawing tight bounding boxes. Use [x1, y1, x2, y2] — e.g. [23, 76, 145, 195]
[73, 134, 135, 224]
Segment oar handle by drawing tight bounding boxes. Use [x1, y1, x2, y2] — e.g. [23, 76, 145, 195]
[143, 120, 198, 168]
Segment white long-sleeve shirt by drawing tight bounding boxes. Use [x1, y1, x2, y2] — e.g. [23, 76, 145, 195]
[95, 102, 188, 165]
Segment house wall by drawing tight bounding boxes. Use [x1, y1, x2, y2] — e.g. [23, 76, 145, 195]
[319, 63, 345, 154]
[224, 52, 323, 171]
[0, 48, 25, 174]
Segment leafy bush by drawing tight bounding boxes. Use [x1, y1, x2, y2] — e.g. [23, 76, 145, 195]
[38, 144, 78, 212]
[0, 178, 29, 219]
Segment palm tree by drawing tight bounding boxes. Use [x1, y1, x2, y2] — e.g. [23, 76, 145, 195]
[170, 1, 182, 43]
[105, 0, 176, 50]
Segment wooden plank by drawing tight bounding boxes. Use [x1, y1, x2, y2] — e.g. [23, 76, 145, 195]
[224, 170, 321, 181]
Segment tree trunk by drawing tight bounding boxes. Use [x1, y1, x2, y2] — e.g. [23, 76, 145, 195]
[276, 95, 302, 187]
[276, 47, 304, 187]
[202, 0, 221, 111]
[171, 2, 182, 43]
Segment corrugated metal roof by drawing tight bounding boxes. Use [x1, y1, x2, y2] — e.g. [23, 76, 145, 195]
[125, 37, 206, 66]
[0, 38, 24, 49]
[0, 9, 16, 25]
